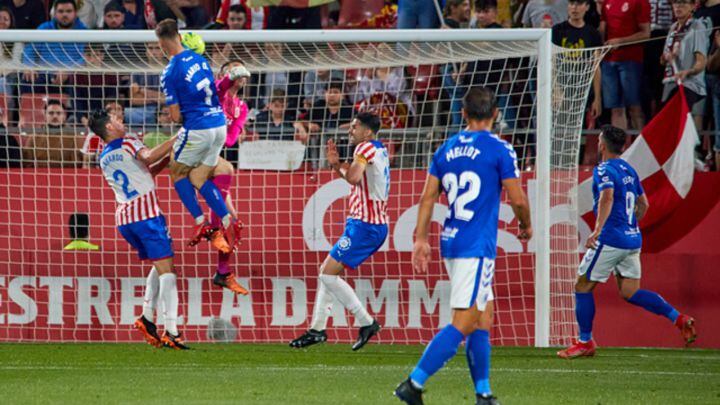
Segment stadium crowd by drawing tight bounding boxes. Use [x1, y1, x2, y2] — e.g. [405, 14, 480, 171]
[0, 0, 719, 171]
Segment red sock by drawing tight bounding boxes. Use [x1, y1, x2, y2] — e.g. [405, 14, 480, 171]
[212, 174, 233, 275]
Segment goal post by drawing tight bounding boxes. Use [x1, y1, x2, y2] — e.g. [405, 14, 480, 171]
[0, 29, 602, 347]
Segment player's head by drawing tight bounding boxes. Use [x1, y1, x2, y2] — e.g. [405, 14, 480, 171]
[88, 109, 124, 141]
[45, 99, 66, 127]
[155, 18, 183, 56]
[474, 0, 498, 27]
[567, 0, 590, 21]
[349, 112, 381, 144]
[227, 5, 247, 30]
[53, 0, 77, 29]
[221, 59, 244, 76]
[325, 81, 344, 107]
[599, 125, 626, 157]
[462, 86, 498, 124]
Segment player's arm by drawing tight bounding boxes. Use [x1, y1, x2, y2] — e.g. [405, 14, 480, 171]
[587, 188, 614, 249]
[136, 135, 177, 167]
[635, 193, 649, 221]
[413, 174, 441, 273]
[326, 139, 366, 186]
[502, 178, 532, 241]
[167, 104, 182, 123]
[161, 70, 182, 123]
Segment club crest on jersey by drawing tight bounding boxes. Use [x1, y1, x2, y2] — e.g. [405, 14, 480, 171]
[338, 236, 352, 251]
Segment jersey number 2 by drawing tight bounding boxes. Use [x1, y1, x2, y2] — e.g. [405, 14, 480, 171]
[442, 171, 481, 221]
[113, 170, 139, 199]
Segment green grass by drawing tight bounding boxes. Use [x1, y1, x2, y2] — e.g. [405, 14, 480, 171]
[0, 344, 718, 404]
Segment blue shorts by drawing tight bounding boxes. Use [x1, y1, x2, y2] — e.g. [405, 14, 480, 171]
[601, 61, 643, 108]
[118, 216, 174, 261]
[329, 218, 388, 269]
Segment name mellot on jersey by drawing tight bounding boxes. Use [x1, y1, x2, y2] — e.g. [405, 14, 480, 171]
[445, 145, 481, 162]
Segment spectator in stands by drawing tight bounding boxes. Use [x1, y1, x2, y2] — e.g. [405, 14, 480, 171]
[143, 104, 173, 148]
[21, 0, 86, 95]
[0, 5, 19, 96]
[353, 66, 413, 129]
[661, 0, 707, 127]
[72, 44, 127, 124]
[302, 69, 344, 108]
[522, 0, 568, 28]
[552, 0, 603, 121]
[120, 0, 145, 29]
[22, 99, 81, 167]
[295, 80, 353, 160]
[126, 43, 164, 125]
[267, 3, 321, 29]
[252, 88, 297, 141]
[260, 42, 290, 107]
[644, 0, 673, 117]
[226, 4, 246, 29]
[696, 0, 720, 169]
[102, 0, 125, 28]
[443, 0, 471, 27]
[144, 0, 184, 29]
[600, 0, 650, 130]
[172, 0, 209, 28]
[215, 0, 266, 30]
[0, 0, 45, 29]
[0, 106, 21, 168]
[708, 31, 720, 170]
[397, 0, 441, 28]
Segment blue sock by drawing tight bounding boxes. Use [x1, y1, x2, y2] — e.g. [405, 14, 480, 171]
[199, 180, 229, 221]
[174, 178, 203, 221]
[466, 329, 491, 395]
[628, 289, 679, 322]
[409, 324, 464, 388]
[575, 292, 595, 342]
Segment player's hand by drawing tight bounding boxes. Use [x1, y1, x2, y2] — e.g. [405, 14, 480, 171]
[326, 139, 340, 166]
[228, 65, 251, 81]
[518, 224, 533, 242]
[412, 240, 432, 274]
[585, 230, 601, 249]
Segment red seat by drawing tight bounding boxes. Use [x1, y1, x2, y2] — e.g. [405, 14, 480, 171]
[19, 93, 68, 129]
[407, 65, 440, 100]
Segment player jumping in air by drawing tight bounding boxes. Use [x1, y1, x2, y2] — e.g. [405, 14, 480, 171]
[557, 125, 696, 359]
[89, 109, 189, 350]
[289, 112, 388, 351]
[394, 87, 532, 405]
[155, 19, 237, 253]
[209, 59, 251, 295]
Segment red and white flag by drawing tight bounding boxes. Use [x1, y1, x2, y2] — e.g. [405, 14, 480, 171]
[578, 86, 697, 232]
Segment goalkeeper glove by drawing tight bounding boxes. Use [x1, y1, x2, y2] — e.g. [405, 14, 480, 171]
[229, 66, 251, 80]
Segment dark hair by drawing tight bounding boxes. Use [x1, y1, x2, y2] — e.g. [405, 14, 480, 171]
[474, 0, 497, 11]
[0, 5, 15, 28]
[567, 0, 590, 4]
[600, 125, 626, 155]
[270, 88, 286, 102]
[53, 0, 77, 11]
[463, 86, 496, 121]
[155, 18, 179, 39]
[45, 99, 64, 111]
[88, 109, 112, 140]
[104, 1, 125, 14]
[444, 0, 466, 17]
[326, 80, 343, 91]
[355, 112, 381, 134]
[229, 4, 245, 14]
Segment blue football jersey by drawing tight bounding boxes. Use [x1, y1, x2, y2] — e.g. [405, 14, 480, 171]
[429, 130, 520, 259]
[592, 158, 644, 249]
[160, 49, 225, 130]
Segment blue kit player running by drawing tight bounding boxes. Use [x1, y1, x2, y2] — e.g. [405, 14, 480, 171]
[394, 87, 532, 405]
[558, 125, 696, 359]
[88, 109, 188, 350]
[289, 113, 388, 351]
[155, 19, 237, 254]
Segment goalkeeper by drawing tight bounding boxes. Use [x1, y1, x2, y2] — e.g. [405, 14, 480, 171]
[208, 60, 251, 295]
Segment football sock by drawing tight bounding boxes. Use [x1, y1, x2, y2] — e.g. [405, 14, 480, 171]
[575, 292, 595, 342]
[628, 289, 679, 322]
[199, 180, 230, 226]
[310, 282, 334, 331]
[216, 252, 231, 275]
[409, 324, 464, 388]
[174, 178, 204, 224]
[319, 274, 373, 327]
[466, 329, 492, 396]
[159, 273, 179, 335]
[142, 266, 159, 322]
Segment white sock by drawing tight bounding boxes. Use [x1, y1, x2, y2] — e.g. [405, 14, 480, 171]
[142, 266, 159, 322]
[195, 216, 205, 225]
[222, 214, 232, 228]
[319, 274, 373, 327]
[310, 282, 334, 331]
[159, 273, 179, 335]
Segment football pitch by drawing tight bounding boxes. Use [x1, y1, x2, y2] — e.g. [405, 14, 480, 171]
[0, 344, 718, 404]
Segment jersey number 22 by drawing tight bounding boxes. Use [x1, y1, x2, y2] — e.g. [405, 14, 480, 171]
[442, 171, 481, 221]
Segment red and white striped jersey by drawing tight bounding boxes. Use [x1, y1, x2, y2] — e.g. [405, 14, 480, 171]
[348, 140, 390, 225]
[99, 136, 162, 226]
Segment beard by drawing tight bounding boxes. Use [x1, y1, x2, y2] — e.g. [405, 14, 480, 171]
[57, 19, 74, 29]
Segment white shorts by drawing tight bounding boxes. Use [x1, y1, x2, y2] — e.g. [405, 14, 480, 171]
[173, 126, 227, 167]
[578, 244, 641, 283]
[444, 257, 495, 311]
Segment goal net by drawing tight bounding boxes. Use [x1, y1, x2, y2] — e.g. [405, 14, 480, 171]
[0, 29, 603, 347]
